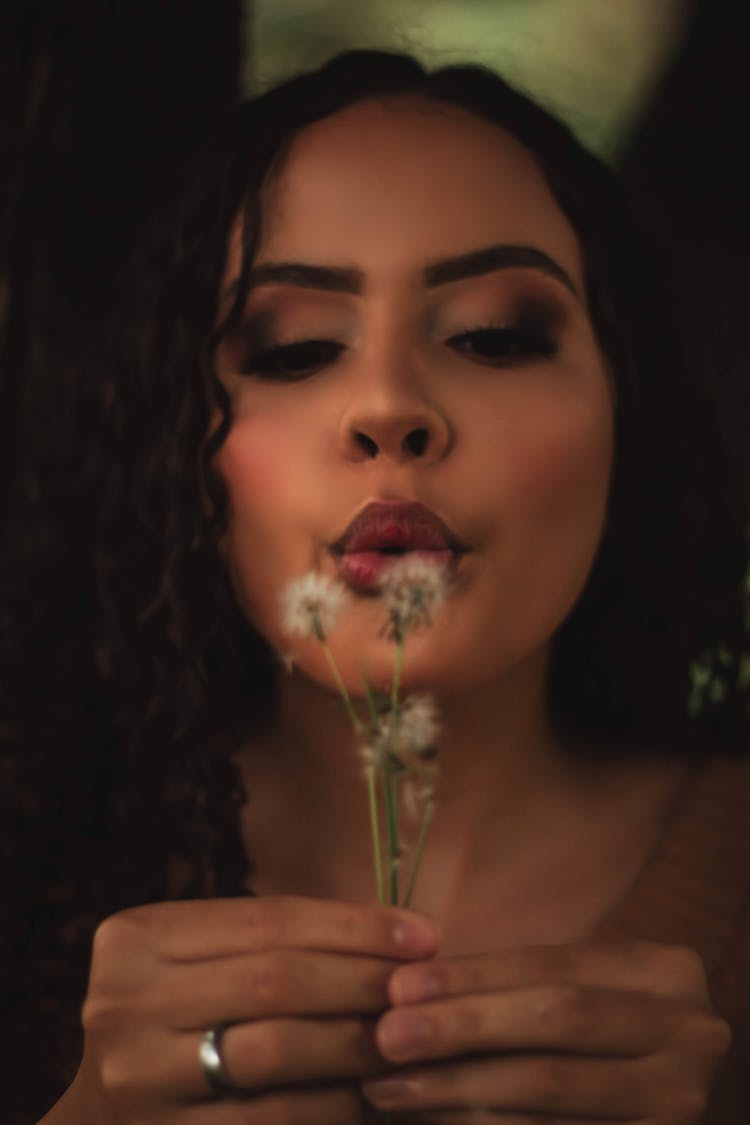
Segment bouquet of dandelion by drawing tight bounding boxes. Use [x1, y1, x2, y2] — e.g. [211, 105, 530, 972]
[280, 554, 447, 910]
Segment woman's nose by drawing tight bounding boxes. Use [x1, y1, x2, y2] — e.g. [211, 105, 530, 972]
[337, 376, 453, 467]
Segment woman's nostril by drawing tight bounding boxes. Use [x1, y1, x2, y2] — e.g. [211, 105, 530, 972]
[403, 428, 429, 457]
[355, 432, 379, 458]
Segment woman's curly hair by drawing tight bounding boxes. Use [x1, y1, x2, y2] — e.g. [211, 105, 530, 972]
[2, 49, 748, 1121]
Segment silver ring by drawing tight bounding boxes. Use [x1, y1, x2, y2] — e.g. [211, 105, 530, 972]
[199, 1021, 243, 1098]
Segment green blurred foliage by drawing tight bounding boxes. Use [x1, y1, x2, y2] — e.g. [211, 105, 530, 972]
[245, 0, 690, 162]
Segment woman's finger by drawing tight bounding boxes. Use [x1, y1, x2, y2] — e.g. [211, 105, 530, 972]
[389, 940, 710, 1007]
[402, 1114, 637, 1125]
[180, 1082, 366, 1125]
[188, 1016, 389, 1098]
[374, 985, 727, 1064]
[149, 949, 395, 1028]
[363, 1050, 664, 1118]
[93, 895, 439, 963]
[95, 1015, 391, 1103]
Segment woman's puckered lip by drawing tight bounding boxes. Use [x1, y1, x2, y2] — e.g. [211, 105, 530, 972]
[329, 500, 469, 555]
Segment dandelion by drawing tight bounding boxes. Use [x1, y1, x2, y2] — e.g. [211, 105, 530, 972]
[277, 564, 442, 953]
[397, 693, 440, 759]
[378, 554, 450, 642]
[280, 572, 349, 642]
[357, 726, 389, 773]
[402, 774, 436, 822]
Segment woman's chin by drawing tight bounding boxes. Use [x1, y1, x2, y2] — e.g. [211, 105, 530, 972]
[296, 636, 483, 701]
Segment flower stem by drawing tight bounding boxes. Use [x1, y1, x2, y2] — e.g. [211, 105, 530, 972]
[391, 629, 407, 711]
[389, 768, 400, 889]
[382, 756, 400, 904]
[387, 630, 408, 902]
[403, 793, 435, 909]
[366, 765, 384, 904]
[321, 640, 365, 736]
[362, 675, 389, 904]
[320, 645, 385, 905]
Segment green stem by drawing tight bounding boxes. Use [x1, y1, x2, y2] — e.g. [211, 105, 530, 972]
[390, 629, 407, 711]
[383, 755, 399, 904]
[362, 674, 389, 905]
[366, 765, 384, 904]
[387, 630, 409, 903]
[389, 767, 400, 893]
[320, 644, 385, 899]
[362, 673, 381, 731]
[403, 792, 435, 909]
[321, 640, 365, 736]
[317, 648, 396, 1125]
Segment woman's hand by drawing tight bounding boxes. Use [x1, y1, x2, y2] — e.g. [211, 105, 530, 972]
[360, 939, 731, 1123]
[66, 895, 441, 1124]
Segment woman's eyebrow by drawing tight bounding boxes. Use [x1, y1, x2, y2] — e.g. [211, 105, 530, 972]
[238, 243, 579, 299]
[424, 244, 578, 297]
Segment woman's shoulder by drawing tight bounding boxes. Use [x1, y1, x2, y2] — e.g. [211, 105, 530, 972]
[595, 752, 750, 968]
[593, 753, 750, 1118]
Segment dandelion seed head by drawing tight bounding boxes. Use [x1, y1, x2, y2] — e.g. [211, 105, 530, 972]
[415, 745, 439, 762]
[399, 693, 440, 754]
[402, 777, 421, 822]
[401, 774, 437, 823]
[358, 740, 386, 771]
[280, 572, 349, 641]
[378, 554, 449, 639]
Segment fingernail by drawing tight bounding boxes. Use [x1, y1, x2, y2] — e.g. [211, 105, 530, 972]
[362, 1076, 418, 1105]
[393, 967, 440, 1003]
[393, 914, 440, 951]
[379, 1011, 431, 1056]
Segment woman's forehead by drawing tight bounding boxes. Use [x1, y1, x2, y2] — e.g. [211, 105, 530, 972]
[223, 97, 585, 296]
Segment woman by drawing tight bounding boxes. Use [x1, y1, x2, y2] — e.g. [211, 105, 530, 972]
[5, 49, 749, 1124]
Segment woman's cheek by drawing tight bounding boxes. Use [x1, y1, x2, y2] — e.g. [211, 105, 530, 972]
[508, 400, 613, 529]
[216, 415, 300, 510]
[213, 418, 301, 594]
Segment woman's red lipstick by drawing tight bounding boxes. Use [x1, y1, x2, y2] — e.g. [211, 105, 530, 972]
[330, 501, 467, 594]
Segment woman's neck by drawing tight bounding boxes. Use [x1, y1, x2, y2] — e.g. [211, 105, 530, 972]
[233, 660, 693, 947]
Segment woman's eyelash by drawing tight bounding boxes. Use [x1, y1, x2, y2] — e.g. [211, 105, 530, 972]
[241, 338, 344, 380]
[240, 316, 557, 380]
[446, 319, 557, 364]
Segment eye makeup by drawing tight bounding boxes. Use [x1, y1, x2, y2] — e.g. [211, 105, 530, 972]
[231, 286, 567, 383]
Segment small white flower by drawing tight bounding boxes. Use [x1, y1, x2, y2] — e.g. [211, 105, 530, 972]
[374, 694, 440, 769]
[357, 737, 387, 772]
[398, 693, 440, 757]
[280, 572, 349, 641]
[378, 554, 449, 640]
[402, 774, 437, 823]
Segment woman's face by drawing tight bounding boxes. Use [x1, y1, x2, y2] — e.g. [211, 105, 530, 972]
[214, 97, 615, 698]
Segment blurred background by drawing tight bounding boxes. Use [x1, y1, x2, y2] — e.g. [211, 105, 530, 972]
[2, 0, 748, 524]
[248, 0, 689, 160]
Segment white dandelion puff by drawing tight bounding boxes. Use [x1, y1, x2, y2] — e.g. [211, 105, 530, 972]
[280, 572, 349, 641]
[374, 695, 440, 774]
[358, 738, 387, 772]
[398, 693, 440, 757]
[378, 554, 450, 640]
[402, 776, 434, 822]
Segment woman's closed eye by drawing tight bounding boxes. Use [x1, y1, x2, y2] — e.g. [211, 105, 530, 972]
[446, 320, 557, 366]
[240, 318, 558, 381]
[242, 337, 345, 379]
